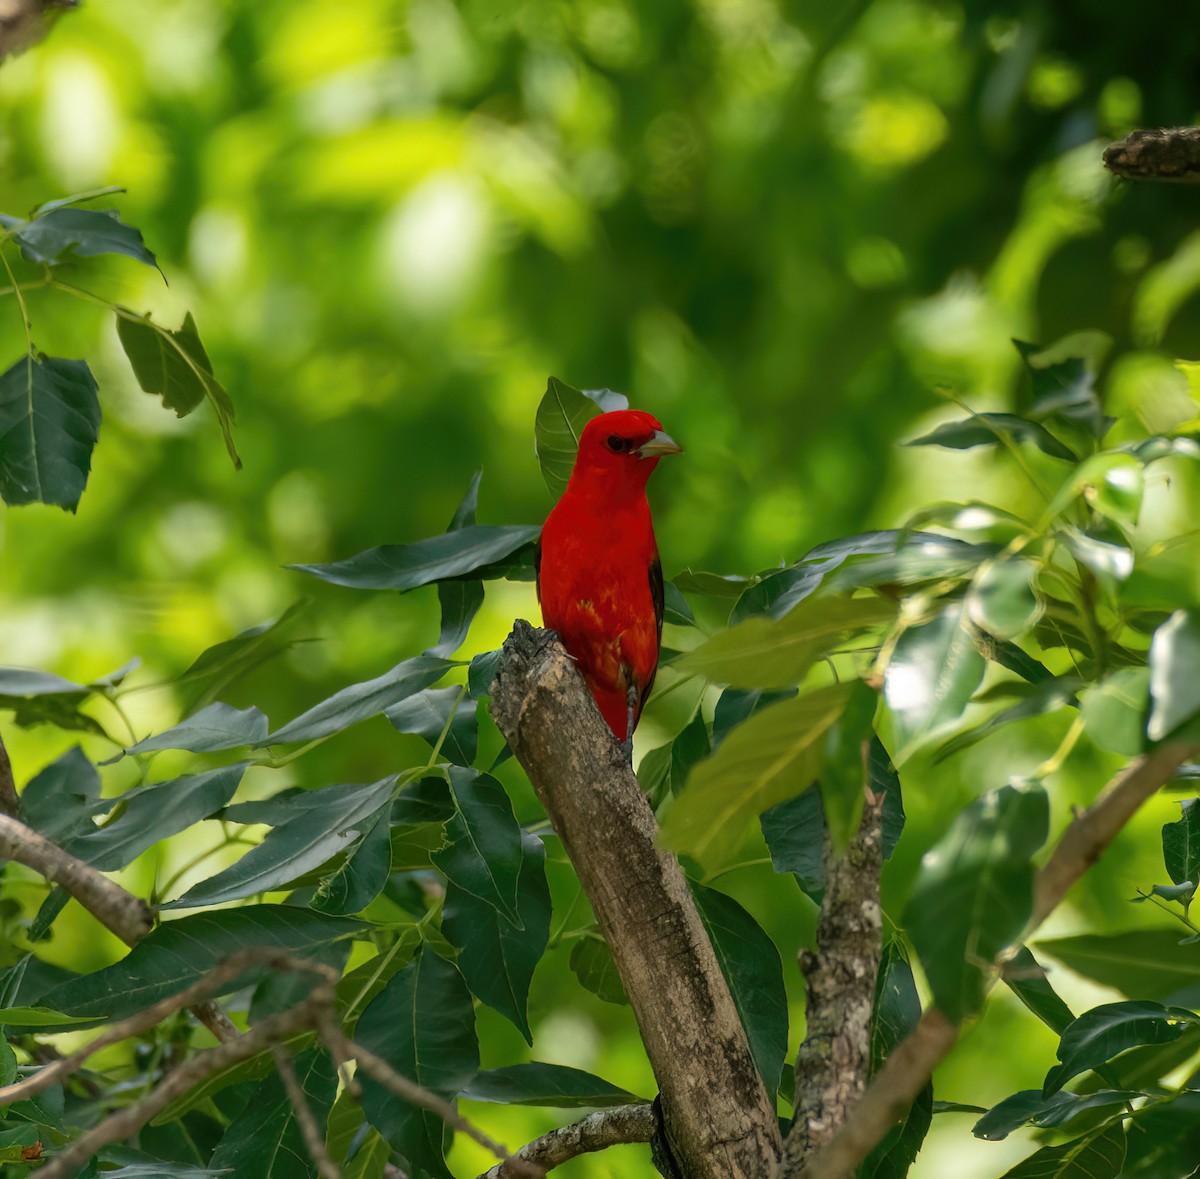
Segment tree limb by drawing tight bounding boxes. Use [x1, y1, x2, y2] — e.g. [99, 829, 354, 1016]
[1103, 127, 1200, 182]
[477, 1104, 656, 1178]
[0, 0, 75, 62]
[783, 741, 1200, 1179]
[489, 622, 781, 1179]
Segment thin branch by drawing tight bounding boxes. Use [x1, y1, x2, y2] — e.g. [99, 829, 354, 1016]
[271, 1044, 342, 1179]
[0, 813, 153, 945]
[476, 1104, 656, 1178]
[0, 731, 18, 818]
[784, 741, 1200, 1179]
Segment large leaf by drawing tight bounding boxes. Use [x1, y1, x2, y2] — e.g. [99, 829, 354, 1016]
[904, 412, 1076, 461]
[974, 1089, 1140, 1142]
[385, 686, 477, 766]
[934, 676, 1081, 762]
[166, 776, 397, 908]
[760, 787, 825, 903]
[883, 605, 986, 761]
[691, 883, 787, 1097]
[0, 353, 100, 511]
[1014, 340, 1110, 438]
[1079, 668, 1149, 757]
[1037, 929, 1200, 1002]
[0, 205, 158, 268]
[995, 1124, 1126, 1179]
[1043, 1001, 1197, 1095]
[462, 1062, 644, 1108]
[19, 746, 100, 844]
[442, 831, 551, 1042]
[636, 707, 710, 806]
[310, 805, 393, 916]
[427, 471, 486, 657]
[262, 655, 451, 745]
[661, 682, 851, 864]
[206, 1046, 336, 1179]
[1164, 798, 1200, 887]
[819, 678, 877, 854]
[905, 784, 1049, 1022]
[569, 933, 628, 1005]
[38, 906, 363, 1019]
[289, 525, 541, 591]
[534, 376, 627, 496]
[965, 558, 1042, 640]
[116, 310, 241, 467]
[1148, 611, 1200, 742]
[679, 595, 895, 690]
[1004, 946, 1076, 1035]
[120, 704, 269, 756]
[356, 948, 479, 1179]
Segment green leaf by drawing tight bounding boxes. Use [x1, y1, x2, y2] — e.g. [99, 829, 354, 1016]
[0, 353, 100, 511]
[262, 655, 451, 745]
[691, 882, 788, 1096]
[391, 776, 455, 826]
[569, 933, 628, 1005]
[637, 707, 710, 806]
[357, 948, 479, 1179]
[1004, 946, 1076, 1035]
[335, 928, 423, 1029]
[467, 649, 502, 700]
[1, 205, 158, 268]
[310, 805, 393, 915]
[534, 376, 628, 496]
[385, 686, 476, 766]
[1014, 339, 1111, 438]
[1043, 1001, 1197, 1095]
[1037, 928, 1200, 1001]
[966, 558, 1042, 640]
[859, 1084, 933, 1179]
[820, 679, 877, 853]
[1060, 526, 1133, 582]
[1050, 453, 1144, 527]
[1164, 799, 1200, 888]
[116, 310, 241, 468]
[1149, 611, 1200, 741]
[433, 768, 524, 926]
[0, 1006, 93, 1026]
[38, 906, 363, 1019]
[905, 412, 1076, 461]
[207, 1046, 336, 1179]
[996, 1124, 1126, 1179]
[883, 605, 986, 761]
[663, 581, 695, 626]
[760, 787, 825, 903]
[934, 676, 1081, 762]
[674, 568, 760, 598]
[974, 1089, 1139, 1142]
[20, 745, 100, 843]
[905, 783, 1049, 1022]
[1080, 669, 1149, 757]
[711, 687, 797, 747]
[66, 763, 248, 871]
[0, 1034, 15, 1087]
[428, 470, 486, 656]
[119, 703, 269, 756]
[678, 595, 895, 689]
[829, 537, 1001, 596]
[462, 1062, 644, 1107]
[289, 525, 541, 591]
[165, 776, 397, 908]
[442, 831, 551, 1043]
[662, 683, 850, 864]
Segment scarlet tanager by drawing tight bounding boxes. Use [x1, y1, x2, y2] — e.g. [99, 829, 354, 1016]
[536, 409, 683, 752]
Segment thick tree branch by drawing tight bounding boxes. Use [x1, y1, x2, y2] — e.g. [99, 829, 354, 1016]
[0, 0, 74, 62]
[784, 742, 1200, 1179]
[782, 786, 884, 1172]
[1104, 127, 1200, 182]
[490, 622, 781, 1179]
[477, 1103, 656, 1178]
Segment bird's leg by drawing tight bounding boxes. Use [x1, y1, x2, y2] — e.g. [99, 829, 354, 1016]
[621, 682, 638, 764]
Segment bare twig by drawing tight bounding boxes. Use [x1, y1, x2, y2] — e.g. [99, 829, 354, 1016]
[490, 623, 781, 1179]
[271, 1044, 342, 1179]
[0, 732, 18, 818]
[1103, 126, 1200, 182]
[0, 813, 153, 945]
[782, 784, 884, 1171]
[784, 742, 1200, 1179]
[477, 1104, 656, 1178]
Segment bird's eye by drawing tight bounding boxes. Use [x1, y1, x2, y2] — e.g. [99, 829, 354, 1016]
[606, 434, 629, 452]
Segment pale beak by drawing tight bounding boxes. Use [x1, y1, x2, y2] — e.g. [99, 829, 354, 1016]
[634, 430, 683, 459]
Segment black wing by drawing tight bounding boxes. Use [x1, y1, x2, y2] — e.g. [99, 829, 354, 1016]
[534, 536, 542, 605]
[639, 555, 665, 717]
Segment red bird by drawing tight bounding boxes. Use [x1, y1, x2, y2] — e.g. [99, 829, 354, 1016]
[536, 409, 683, 753]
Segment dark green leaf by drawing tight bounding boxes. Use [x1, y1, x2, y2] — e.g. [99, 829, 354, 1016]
[392, 776, 454, 826]
[467, 650, 502, 700]
[39, 906, 363, 1019]
[117, 310, 241, 467]
[429, 580, 484, 658]
[662, 683, 850, 864]
[711, 687, 797, 748]
[995, 1124, 1126, 1179]
[289, 525, 541, 591]
[462, 1062, 644, 1107]
[442, 831, 551, 1042]
[207, 1046, 336, 1179]
[385, 686, 476, 766]
[1149, 611, 1200, 742]
[760, 787, 825, 903]
[966, 559, 1042, 640]
[673, 568, 760, 598]
[1, 205, 158, 268]
[1164, 799, 1200, 888]
[679, 595, 895, 690]
[120, 704, 268, 756]
[906, 784, 1049, 1022]
[692, 883, 788, 1096]
[310, 805, 393, 915]
[534, 376, 627, 496]
[1014, 340, 1110, 438]
[1043, 1001, 1197, 1095]
[20, 746, 100, 843]
[0, 1034, 15, 1087]
[1004, 946, 1076, 1035]
[0, 353, 99, 511]
[884, 605, 986, 760]
[432, 768, 523, 926]
[262, 655, 451, 745]
[859, 1083, 932, 1179]
[636, 707, 710, 806]
[974, 1089, 1138, 1141]
[1037, 928, 1200, 1001]
[977, 636, 1054, 685]
[871, 738, 906, 861]
[663, 581, 694, 626]
[820, 679, 877, 853]
[569, 933, 628, 1005]
[905, 412, 1076, 461]
[1080, 669, 1149, 757]
[166, 776, 397, 908]
[357, 948, 479, 1179]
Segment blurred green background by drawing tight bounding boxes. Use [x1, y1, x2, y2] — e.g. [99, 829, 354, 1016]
[3, 1, 1200, 1175]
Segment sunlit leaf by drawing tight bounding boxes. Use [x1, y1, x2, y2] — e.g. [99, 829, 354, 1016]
[1148, 610, 1200, 741]
[965, 558, 1042, 640]
[935, 676, 1081, 762]
[534, 376, 627, 496]
[1080, 668, 1149, 757]
[905, 412, 1076, 460]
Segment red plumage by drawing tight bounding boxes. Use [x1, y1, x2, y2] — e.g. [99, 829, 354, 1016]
[536, 409, 682, 745]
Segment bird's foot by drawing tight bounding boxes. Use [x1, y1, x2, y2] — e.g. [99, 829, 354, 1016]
[620, 734, 634, 764]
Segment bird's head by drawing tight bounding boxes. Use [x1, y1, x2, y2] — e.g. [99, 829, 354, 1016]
[571, 410, 683, 493]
